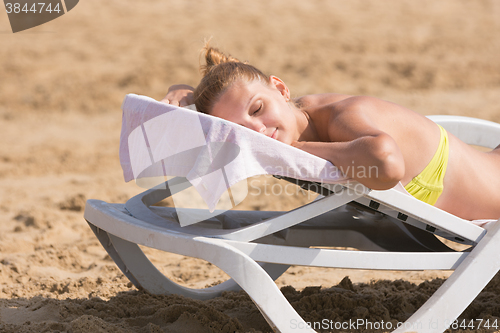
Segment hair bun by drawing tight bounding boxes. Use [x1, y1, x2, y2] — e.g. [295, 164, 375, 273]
[194, 40, 268, 114]
[201, 43, 240, 76]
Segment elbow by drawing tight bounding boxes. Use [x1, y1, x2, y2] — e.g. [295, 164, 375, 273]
[369, 136, 405, 190]
[375, 158, 405, 190]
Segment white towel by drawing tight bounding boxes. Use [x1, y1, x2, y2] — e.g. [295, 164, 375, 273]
[119, 94, 496, 228]
[119, 94, 349, 213]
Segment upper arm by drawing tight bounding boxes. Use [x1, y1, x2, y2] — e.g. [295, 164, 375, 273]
[327, 96, 406, 185]
[327, 96, 387, 142]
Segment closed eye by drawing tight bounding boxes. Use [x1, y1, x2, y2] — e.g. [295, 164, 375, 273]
[252, 103, 262, 115]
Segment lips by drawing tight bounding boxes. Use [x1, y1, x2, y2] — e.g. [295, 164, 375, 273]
[270, 128, 278, 139]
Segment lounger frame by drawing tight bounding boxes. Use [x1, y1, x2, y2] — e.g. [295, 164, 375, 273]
[84, 115, 500, 333]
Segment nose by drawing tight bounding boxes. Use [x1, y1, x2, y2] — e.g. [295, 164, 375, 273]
[248, 121, 266, 134]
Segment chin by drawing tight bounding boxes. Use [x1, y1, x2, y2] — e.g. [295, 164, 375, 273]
[279, 138, 292, 145]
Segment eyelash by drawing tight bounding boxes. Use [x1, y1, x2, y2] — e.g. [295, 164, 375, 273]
[253, 104, 262, 115]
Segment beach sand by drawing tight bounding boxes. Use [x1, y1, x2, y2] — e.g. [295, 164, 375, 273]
[1, 0, 500, 332]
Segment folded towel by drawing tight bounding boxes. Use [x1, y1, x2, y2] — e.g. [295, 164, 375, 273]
[119, 94, 349, 213]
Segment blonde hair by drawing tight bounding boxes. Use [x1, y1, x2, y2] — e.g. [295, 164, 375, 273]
[193, 44, 269, 114]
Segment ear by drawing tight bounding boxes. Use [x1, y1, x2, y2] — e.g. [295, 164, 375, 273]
[269, 75, 290, 102]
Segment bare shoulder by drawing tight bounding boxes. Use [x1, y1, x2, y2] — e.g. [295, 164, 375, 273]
[294, 93, 353, 108]
[315, 95, 431, 141]
[329, 95, 422, 124]
[325, 96, 386, 125]
[298, 95, 380, 142]
[331, 95, 397, 112]
[300, 93, 434, 142]
[305, 95, 392, 123]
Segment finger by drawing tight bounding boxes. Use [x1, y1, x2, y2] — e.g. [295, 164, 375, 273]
[163, 98, 180, 106]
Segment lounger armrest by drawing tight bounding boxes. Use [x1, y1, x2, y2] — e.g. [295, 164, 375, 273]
[367, 189, 486, 244]
[430, 115, 500, 149]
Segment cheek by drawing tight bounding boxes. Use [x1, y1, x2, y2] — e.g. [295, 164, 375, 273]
[272, 104, 289, 120]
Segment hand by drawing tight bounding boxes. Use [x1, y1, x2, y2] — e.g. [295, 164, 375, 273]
[291, 141, 305, 149]
[161, 84, 195, 107]
[292, 140, 328, 159]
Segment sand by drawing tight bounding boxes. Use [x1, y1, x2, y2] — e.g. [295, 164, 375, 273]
[1, 0, 500, 332]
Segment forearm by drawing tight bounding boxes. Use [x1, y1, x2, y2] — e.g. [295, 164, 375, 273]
[293, 135, 405, 189]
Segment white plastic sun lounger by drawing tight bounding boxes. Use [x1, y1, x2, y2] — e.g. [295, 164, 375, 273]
[84, 95, 500, 333]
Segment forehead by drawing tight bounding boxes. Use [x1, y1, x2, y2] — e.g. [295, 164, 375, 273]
[210, 80, 268, 119]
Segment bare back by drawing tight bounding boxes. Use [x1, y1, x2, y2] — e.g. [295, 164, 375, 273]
[437, 134, 500, 220]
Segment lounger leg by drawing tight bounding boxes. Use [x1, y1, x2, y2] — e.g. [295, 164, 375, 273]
[85, 201, 314, 332]
[108, 233, 243, 299]
[88, 222, 142, 288]
[197, 237, 316, 333]
[392, 219, 500, 333]
[89, 222, 289, 301]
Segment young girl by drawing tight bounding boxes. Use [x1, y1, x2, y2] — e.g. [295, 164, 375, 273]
[162, 44, 500, 221]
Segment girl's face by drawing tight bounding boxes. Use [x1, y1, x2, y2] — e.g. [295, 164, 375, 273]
[210, 77, 301, 145]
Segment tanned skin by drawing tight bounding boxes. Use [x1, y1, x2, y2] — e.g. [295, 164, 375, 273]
[162, 78, 500, 220]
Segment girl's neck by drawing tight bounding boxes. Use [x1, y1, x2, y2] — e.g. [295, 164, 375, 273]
[292, 103, 320, 142]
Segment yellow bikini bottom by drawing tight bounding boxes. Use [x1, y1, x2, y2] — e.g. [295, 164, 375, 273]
[404, 124, 449, 206]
